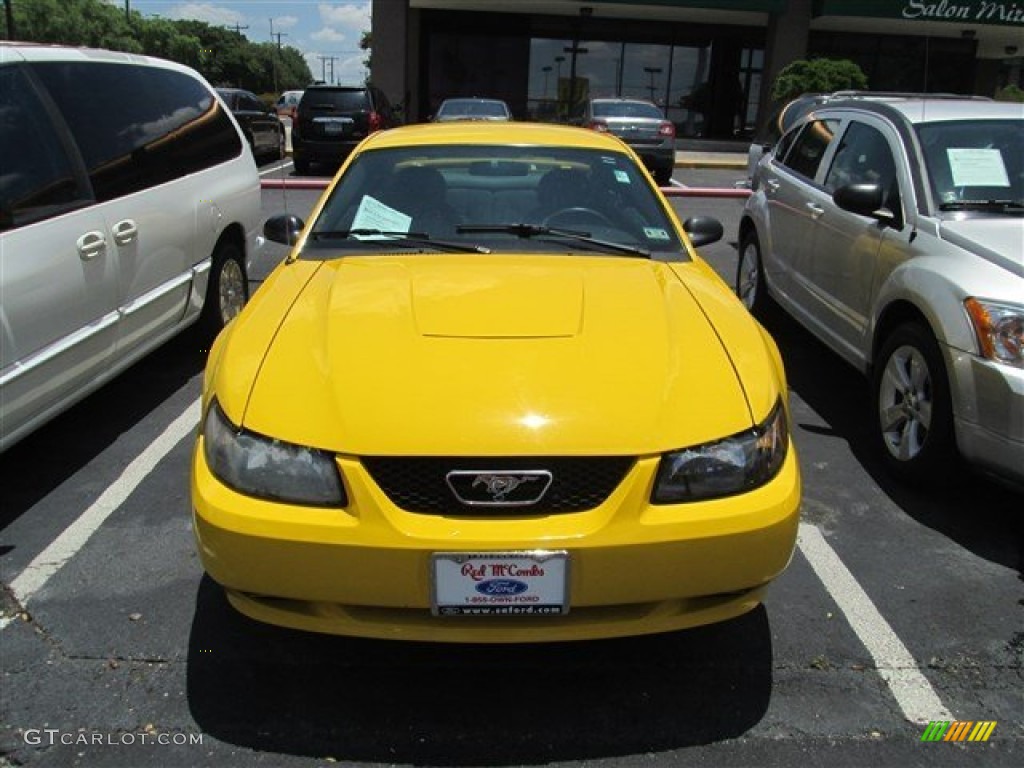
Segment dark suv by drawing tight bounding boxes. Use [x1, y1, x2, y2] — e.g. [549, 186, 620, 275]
[292, 84, 399, 174]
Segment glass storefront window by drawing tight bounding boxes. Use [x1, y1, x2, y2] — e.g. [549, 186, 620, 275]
[527, 38, 716, 138]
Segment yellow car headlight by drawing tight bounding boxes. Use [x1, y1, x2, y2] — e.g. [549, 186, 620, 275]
[202, 400, 347, 507]
[965, 298, 1024, 368]
[652, 399, 789, 502]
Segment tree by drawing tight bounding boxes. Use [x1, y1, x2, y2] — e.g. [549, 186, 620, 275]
[771, 58, 868, 102]
[360, 30, 371, 76]
[4, 0, 312, 94]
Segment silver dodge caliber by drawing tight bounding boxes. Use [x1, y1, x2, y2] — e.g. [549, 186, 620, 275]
[737, 96, 1023, 487]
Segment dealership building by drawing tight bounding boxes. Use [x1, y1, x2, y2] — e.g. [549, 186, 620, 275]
[370, 0, 1024, 139]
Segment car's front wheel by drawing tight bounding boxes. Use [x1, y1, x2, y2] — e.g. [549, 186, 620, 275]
[198, 241, 248, 340]
[735, 229, 772, 316]
[871, 322, 956, 484]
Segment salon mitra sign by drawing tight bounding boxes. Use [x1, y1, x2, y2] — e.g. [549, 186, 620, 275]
[901, 0, 1024, 24]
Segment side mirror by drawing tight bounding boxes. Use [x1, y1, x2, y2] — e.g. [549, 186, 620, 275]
[833, 183, 897, 226]
[264, 214, 305, 246]
[683, 215, 724, 248]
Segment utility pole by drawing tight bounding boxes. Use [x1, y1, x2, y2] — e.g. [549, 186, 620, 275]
[269, 19, 287, 94]
[231, 23, 249, 36]
[319, 55, 337, 85]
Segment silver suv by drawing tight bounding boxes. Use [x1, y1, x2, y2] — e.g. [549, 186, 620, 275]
[737, 96, 1023, 487]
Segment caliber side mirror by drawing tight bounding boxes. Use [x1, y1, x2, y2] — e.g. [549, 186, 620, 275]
[833, 183, 897, 226]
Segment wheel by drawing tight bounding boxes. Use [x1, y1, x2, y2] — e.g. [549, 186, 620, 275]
[735, 229, 772, 316]
[275, 127, 286, 161]
[198, 241, 248, 340]
[870, 322, 956, 484]
[542, 207, 613, 229]
[293, 155, 311, 175]
[654, 166, 673, 186]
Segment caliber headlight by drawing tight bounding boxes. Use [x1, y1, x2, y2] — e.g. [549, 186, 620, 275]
[202, 400, 347, 506]
[652, 399, 789, 502]
[965, 298, 1024, 368]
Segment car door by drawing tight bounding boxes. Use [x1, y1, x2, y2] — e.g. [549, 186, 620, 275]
[29, 61, 203, 356]
[809, 116, 904, 366]
[0, 63, 118, 449]
[238, 90, 277, 155]
[758, 117, 841, 310]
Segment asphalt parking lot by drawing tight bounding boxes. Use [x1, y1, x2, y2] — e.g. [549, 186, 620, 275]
[0, 157, 1020, 768]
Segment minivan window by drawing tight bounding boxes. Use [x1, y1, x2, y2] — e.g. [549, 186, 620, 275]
[29, 62, 242, 202]
[0, 65, 90, 232]
[781, 118, 839, 180]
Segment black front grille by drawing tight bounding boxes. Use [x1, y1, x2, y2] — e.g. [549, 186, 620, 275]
[361, 456, 635, 515]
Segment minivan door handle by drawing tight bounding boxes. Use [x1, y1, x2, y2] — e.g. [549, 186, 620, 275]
[764, 178, 780, 194]
[112, 219, 138, 246]
[76, 231, 107, 260]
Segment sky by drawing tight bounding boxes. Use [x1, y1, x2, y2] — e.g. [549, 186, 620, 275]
[115, 1, 373, 85]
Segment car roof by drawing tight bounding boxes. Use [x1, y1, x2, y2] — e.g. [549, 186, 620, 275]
[0, 41, 194, 76]
[815, 96, 1021, 125]
[357, 121, 632, 153]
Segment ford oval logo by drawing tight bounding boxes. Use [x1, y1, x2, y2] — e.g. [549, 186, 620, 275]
[475, 579, 528, 596]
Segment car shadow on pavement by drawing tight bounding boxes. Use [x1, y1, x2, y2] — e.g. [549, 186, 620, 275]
[757, 304, 1023, 575]
[0, 328, 209, 528]
[186, 577, 773, 764]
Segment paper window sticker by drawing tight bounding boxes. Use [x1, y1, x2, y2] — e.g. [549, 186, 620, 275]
[614, 170, 631, 184]
[350, 195, 412, 238]
[947, 148, 1011, 187]
[643, 227, 670, 241]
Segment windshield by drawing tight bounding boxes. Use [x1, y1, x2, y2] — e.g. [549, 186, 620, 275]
[916, 119, 1024, 212]
[305, 144, 685, 258]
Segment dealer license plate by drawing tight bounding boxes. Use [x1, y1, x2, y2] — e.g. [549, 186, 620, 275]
[431, 551, 568, 616]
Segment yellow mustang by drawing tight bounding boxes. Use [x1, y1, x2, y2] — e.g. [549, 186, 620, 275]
[192, 122, 800, 642]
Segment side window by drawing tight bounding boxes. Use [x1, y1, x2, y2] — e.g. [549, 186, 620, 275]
[0, 65, 90, 232]
[824, 121, 898, 198]
[781, 118, 840, 180]
[30, 61, 242, 202]
[240, 92, 264, 112]
[772, 123, 802, 165]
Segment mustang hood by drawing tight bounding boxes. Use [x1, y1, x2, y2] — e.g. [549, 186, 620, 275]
[240, 255, 755, 455]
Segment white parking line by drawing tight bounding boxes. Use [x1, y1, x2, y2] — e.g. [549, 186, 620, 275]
[259, 159, 293, 176]
[0, 399, 201, 632]
[797, 522, 953, 724]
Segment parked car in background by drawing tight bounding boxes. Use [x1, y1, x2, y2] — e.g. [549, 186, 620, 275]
[291, 84, 400, 175]
[275, 89, 303, 121]
[573, 98, 676, 185]
[0, 43, 262, 452]
[217, 87, 286, 162]
[192, 121, 800, 643]
[737, 95, 1023, 487]
[433, 97, 512, 122]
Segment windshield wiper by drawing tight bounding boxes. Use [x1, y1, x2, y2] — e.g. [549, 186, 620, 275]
[938, 199, 1024, 213]
[309, 229, 491, 253]
[457, 223, 652, 259]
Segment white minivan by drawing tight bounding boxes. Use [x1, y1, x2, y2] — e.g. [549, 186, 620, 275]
[0, 43, 263, 452]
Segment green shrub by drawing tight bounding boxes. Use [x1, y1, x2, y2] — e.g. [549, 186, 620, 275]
[771, 58, 868, 102]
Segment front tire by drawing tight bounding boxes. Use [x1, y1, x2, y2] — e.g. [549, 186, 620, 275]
[198, 241, 248, 340]
[735, 229, 772, 317]
[870, 322, 956, 484]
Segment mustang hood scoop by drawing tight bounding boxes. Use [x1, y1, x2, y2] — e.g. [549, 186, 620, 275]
[410, 263, 582, 338]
